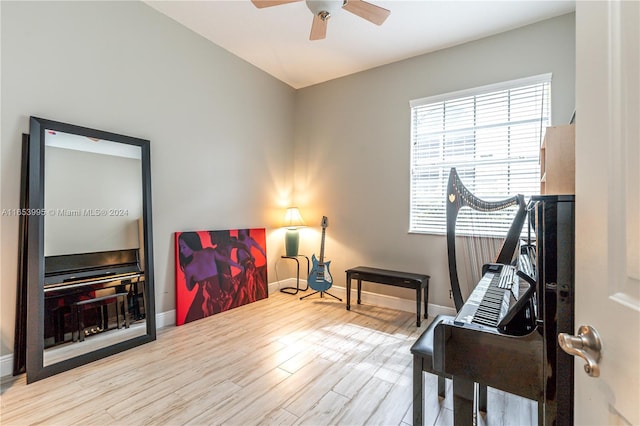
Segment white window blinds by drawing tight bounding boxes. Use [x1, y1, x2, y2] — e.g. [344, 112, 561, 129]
[409, 74, 551, 235]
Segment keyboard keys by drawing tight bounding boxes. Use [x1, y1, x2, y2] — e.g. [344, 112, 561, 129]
[471, 266, 514, 327]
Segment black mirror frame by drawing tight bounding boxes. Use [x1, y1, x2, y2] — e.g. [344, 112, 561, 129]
[22, 116, 156, 383]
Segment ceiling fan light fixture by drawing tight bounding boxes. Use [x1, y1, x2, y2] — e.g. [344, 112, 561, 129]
[251, 0, 390, 41]
[305, 0, 344, 17]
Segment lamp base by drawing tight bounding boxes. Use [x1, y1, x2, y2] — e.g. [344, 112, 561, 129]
[285, 229, 299, 257]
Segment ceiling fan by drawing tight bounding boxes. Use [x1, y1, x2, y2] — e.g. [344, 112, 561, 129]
[251, 0, 391, 41]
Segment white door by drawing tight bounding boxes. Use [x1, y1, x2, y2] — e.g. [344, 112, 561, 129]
[574, 1, 639, 425]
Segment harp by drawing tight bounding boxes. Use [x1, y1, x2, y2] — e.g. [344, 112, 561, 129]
[446, 168, 527, 311]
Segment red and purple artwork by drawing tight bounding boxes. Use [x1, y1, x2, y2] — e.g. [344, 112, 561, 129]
[175, 228, 268, 326]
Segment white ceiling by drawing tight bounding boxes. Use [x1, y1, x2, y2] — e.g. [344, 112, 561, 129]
[145, 0, 575, 89]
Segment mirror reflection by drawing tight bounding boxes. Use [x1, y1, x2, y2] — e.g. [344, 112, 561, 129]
[42, 131, 148, 365]
[19, 116, 156, 383]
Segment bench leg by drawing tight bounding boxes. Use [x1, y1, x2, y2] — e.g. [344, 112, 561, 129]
[413, 355, 424, 426]
[478, 383, 487, 413]
[77, 306, 85, 342]
[438, 375, 446, 398]
[345, 273, 351, 310]
[424, 280, 429, 319]
[453, 377, 474, 426]
[102, 305, 110, 330]
[114, 301, 122, 329]
[415, 287, 422, 327]
[122, 295, 130, 328]
[538, 400, 544, 426]
[72, 306, 78, 342]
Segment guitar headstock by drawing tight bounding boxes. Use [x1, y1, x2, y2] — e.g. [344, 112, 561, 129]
[321, 216, 328, 229]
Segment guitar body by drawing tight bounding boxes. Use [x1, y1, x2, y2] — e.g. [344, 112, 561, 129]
[303, 216, 341, 302]
[308, 254, 332, 292]
[307, 216, 335, 293]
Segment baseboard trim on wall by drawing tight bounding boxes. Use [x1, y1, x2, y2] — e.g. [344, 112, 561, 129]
[156, 309, 176, 328]
[1, 278, 455, 379]
[0, 354, 13, 380]
[272, 278, 457, 318]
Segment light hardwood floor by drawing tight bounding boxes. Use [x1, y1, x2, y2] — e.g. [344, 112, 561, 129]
[0, 290, 536, 425]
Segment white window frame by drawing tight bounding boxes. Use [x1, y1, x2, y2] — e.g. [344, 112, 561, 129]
[409, 74, 552, 235]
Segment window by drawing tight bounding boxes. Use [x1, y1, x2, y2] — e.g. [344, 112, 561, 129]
[409, 74, 551, 235]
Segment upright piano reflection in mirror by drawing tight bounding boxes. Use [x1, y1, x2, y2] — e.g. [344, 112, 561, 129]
[43, 248, 146, 348]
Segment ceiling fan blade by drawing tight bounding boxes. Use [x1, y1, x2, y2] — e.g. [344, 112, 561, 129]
[342, 0, 390, 25]
[251, 0, 301, 9]
[309, 14, 328, 40]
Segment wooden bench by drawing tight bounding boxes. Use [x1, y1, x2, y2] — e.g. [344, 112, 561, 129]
[345, 266, 430, 327]
[73, 292, 129, 341]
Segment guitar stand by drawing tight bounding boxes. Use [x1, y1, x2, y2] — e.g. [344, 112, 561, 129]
[300, 290, 342, 301]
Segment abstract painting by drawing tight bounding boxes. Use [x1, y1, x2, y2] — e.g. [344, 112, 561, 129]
[175, 228, 267, 326]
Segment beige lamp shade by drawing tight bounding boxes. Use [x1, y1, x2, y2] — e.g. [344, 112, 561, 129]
[284, 207, 305, 229]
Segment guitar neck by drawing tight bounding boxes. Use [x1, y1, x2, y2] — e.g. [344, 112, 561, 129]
[318, 227, 326, 265]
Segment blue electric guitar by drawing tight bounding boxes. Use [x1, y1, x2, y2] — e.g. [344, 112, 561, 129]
[308, 216, 333, 292]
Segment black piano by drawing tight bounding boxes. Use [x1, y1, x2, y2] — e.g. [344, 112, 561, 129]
[434, 195, 575, 426]
[44, 248, 145, 347]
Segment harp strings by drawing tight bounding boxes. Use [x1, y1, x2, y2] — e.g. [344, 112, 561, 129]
[446, 168, 525, 310]
[457, 207, 504, 300]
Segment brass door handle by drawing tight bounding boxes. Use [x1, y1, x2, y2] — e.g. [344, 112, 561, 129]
[558, 325, 602, 377]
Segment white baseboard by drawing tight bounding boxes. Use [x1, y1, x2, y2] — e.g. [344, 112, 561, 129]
[1, 278, 454, 379]
[327, 284, 456, 318]
[1, 353, 13, 380]
[156, 309, 176, 328]
[269, 278, 288, 294]
[271, 278, 456, 318]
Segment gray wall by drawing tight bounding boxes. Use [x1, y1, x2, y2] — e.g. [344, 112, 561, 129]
[0, 0, 296, 356]
[293, 13, 575, 307]
[45, 146, 143, 256]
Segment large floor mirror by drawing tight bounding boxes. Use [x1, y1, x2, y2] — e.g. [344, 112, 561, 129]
[15, 117, 156, 383]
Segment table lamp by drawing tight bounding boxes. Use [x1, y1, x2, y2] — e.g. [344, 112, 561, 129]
[284, 207, 305, 256]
